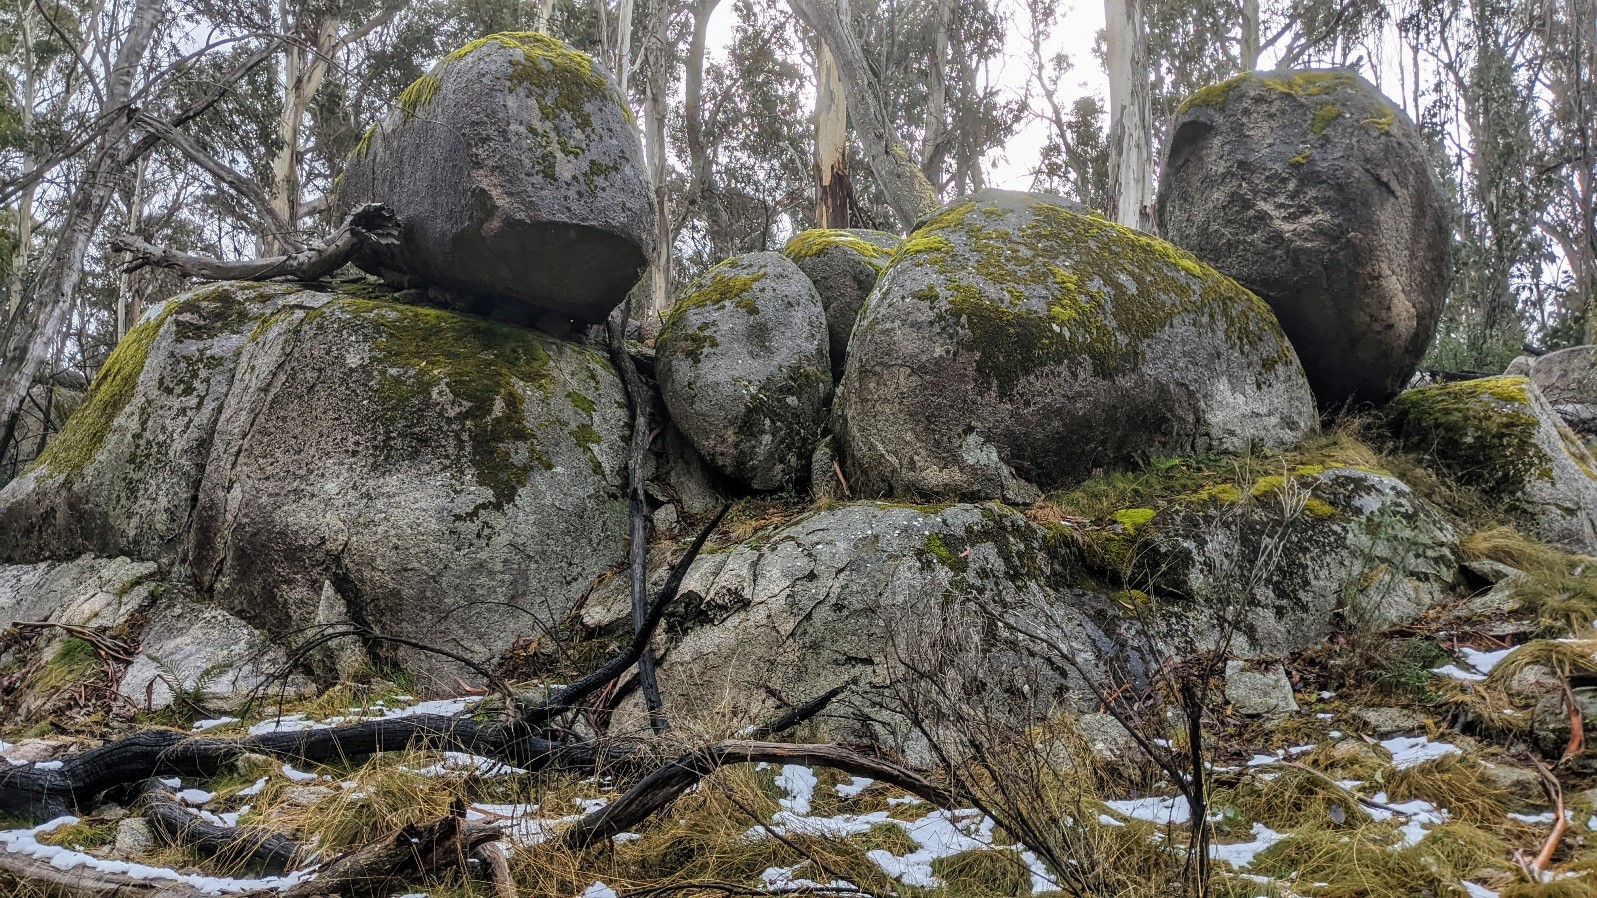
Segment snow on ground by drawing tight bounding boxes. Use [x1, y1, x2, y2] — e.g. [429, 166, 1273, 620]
[404, 752, 528, 777]
[1102, 796, 1191, 826]
[1433, 645, 1516, 682]
[1379, 735, 1462, 769]
[0, 817, 313, 894]
[246, 696, 475, 735]
[1209, 823, 1287, 869]
[775, 765, 817, 814]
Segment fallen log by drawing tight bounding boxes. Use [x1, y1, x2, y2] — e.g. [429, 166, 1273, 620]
[142, 780, 303, 874]
[110, 203, 398, 282]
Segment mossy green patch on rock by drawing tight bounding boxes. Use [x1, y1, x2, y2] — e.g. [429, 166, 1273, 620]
[397, 73, 440, 120]
[666, 258, 768, 327]
[1385, 376, 1552, 502]
[1311, 103, 1343, 136]
[893, 196, 1293, 397]
[783, 229, 893, 265]
[1177, 73, 1249, 112]
[323, 298, 571, 520]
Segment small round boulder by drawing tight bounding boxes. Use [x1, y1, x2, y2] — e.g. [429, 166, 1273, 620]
[656, 252, 832, 490]
[836, 189, 1317, 502]
[339, 33, 653, 325]
[1157, 69, 1450, 410]
[782, 229, 899, 380]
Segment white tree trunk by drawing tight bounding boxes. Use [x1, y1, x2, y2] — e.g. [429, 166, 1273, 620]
[789, 0, 940, 227]
[814, 41, 849, 227]
[920, 0, 953, 187]
[644, 2, 673, 317]
[1104, 0, 1152, 230]
[616, 0, 636, 95]
[1241, 0, 1260, 69]
[5, 11, 37, 321]
[0, 0, 165, 429]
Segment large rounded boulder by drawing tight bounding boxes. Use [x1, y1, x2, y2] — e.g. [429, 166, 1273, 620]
[338, 32, 653, 326]
[0, 281, 629, 688]
[656, 252, 831, 490]
[835, 189, 1317, 503]
[781, 229, 899, 380]
[1157, 70, 1451, 410]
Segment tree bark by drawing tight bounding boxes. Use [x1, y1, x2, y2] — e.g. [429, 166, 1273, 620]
[814, 41, 850, 228]
[645, 0, 679, 316]
[0, 0, 164, 442]
[920, 0, 954, 189]
[789, 0, 940, 228]
[1241, 0, 1260, 70]
[1104, 0, 1153, 230]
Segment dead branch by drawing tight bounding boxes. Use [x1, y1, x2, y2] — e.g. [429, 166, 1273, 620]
[142, 780, 303, 874]
[110, 203, 398, 282]
[558, 741, 954, 851]
[1520, 757, 1568, 879]
[608, 309, 668, 735]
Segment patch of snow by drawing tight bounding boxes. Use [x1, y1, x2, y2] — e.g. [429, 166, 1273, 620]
[776, 765, 818, 815]
[1379, 736, 1461, 770]
[405, 752, 528, 778]
[237, 777, 268, 797]
[281, 764, 319, 783]
[1209, 823, 1286, 869]
[1463, 883, 1499, 898]
[159, 777, 182, 788]
[33, 760, 63, 770]
[760, 865, 855, 892]
[192, 717, 239, 732]
[176, 789, 215, 806]
[574, 797, 609, 814]
[612, 832, 641, 843]
[0, 817, 312, 894]
[582, 882, 618, 898]
[1103, 796, 1190, 826]
[836, 776, 874, 798]
[765, 810, 891, 839]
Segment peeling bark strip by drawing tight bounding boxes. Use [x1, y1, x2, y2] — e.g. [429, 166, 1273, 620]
[110, 203, 400, 282]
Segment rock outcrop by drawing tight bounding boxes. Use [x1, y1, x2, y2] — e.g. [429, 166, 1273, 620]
[656, 252, 831, 491]
[1158, 70, 1450, 410]
[835, 189, 1317, 503]
[1523, 345, 1597, 435]
[338, 32, 653, 326]
[1092, 466, 1460, 656]
[0, 281, 629, 687]
[782, 229, 899, 380]
[1387, 376, 1597, 551]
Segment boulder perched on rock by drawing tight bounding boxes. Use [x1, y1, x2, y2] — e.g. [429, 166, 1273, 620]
[1157, 70, 1450, 410]
[836, 189, 1316, 503]
[338, 32, 652, 326]
[781, 229, 899, 380]
[0, 280, 629, 688]
[656, 252, 831, 490]
[1092, 466, 1459, 656]
[1387, 376, 1597, 551]
[1523, 345, 1597, 435]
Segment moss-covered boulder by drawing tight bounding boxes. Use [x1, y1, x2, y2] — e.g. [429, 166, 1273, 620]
[1158, 69, 1450, 410]
[0, 281, 629, 688]
[656, 252, 831, 490]
[1387, 376, 1597, 551]
[588, 501, 1125, 747]
[1092, 466, 1459, 657]
[781, 228, 899, 380]
[338, 32, 652, 326]
[835, 189, 1316, 503]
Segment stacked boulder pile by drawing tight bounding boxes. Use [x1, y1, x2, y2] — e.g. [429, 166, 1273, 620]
[7, 52, 1597, 757]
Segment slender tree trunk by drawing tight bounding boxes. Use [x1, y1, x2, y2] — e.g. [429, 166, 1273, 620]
[5, 10, 38, 322]
[814, 41, 850, 228]
[535, 0, 557, 31]
[0, 0, 165, 431]
[1104, 0, 1153, 229]
[789, 0, 939, 227]
[270, 12, 337, 251]
[682, 0, 731, 257]
[117, 157, 146, 340]
[645, 0, 674, 317]
[616, 0, 636, 95]
[920, 0, 953, 188]
[1241, 0, 1260, 69]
